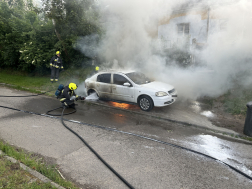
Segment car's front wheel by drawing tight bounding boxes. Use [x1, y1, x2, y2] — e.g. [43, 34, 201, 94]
[138, 95, 154, 111]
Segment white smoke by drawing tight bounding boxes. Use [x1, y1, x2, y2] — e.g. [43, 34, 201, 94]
[76, 0, 252, 100]
[33, 0, 42, 7]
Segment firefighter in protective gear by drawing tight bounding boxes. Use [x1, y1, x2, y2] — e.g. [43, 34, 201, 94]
[59, 83, 84, 108]
[50, 51, 64, 83]
[95, 66, 99, 72]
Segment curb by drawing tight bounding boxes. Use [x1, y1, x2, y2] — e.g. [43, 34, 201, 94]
[0, 150, 65, 189]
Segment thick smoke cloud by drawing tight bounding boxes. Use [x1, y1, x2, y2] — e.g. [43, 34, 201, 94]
[76, 0, 252, 100]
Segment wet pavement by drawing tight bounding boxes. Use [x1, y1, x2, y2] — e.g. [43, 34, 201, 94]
[90, 97, 239, 135]
[0, 86, 252, 189]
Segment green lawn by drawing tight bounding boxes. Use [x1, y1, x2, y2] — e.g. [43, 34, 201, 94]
[0, 141, 79, 189]
[0, 156, 57, 189]
[0, 67, 93, 96]
[0, 71, 48, 88]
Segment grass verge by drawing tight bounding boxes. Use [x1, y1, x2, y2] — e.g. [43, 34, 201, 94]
[0, 67, 93, 97]
[199, 89, 252, 117]
[0, 70, 49, 89]
[0, 156, 56, 189]
[223, 89, 252, 116]
[0, 141, 79, 189]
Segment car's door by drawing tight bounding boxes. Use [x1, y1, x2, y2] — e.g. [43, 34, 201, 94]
[96, 73, 112, 99]
[111, 73, 135, 102]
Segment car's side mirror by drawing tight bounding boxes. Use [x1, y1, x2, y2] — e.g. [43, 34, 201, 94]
[123, 82, 131, 87]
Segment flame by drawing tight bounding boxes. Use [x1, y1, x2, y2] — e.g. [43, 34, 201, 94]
[109, 102, 131, 109]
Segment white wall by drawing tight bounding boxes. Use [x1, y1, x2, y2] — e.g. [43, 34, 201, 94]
[158, 14, 210, 48]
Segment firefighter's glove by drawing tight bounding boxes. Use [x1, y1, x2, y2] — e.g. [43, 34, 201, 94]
[76, 96, 85, 101]
[70, 96, 76, 101]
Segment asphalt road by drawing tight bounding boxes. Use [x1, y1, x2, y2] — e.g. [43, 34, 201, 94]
[0, 86, 252, 189]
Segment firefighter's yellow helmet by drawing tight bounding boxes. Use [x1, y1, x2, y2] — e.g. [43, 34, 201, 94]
[69, 83, 78, 90]
[56, 51, 60, 55]
[95, 66, 99, 71]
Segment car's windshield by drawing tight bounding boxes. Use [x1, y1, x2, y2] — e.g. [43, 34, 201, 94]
[126, 72, 152, 85]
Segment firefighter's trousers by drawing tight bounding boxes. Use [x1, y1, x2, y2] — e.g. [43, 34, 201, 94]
[51, 67, 60, 82]
[60, 99, 75, 108]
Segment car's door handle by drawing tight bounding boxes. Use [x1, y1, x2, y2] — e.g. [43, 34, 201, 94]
[112, 87, 116, 90]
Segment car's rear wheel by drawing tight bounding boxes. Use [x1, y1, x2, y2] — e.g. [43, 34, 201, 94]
[138, 95, 154, 111]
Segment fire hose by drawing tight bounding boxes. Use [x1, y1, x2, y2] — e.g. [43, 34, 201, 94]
[0, 91, 135, 189]
[60, 106, 135, 189]
[46, 105, 135, 189]
[0, 92, 252, 187]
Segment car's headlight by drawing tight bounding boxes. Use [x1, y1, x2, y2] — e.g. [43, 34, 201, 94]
[155, 91, 168, 97]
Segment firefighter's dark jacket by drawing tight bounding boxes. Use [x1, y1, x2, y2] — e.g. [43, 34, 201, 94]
[59, 85, 76, 100]
[50, 55, 63, 69]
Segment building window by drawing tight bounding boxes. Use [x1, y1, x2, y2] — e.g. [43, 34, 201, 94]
[177, 23, 190, 35]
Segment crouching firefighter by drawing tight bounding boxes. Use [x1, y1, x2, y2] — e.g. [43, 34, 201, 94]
[58, 83, 85, 108]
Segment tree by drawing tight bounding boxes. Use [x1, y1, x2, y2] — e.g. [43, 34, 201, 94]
[42, 0, 101, 67]
[0, 0, 102, 73]
[0, 0, 57, 73]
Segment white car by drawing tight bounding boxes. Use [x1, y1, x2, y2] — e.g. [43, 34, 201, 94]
[85, 70, 177, 111]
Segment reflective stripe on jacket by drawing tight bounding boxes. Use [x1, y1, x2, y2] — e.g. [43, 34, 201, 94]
[59, 85, 76, 100]
[50, 55, 63, 69]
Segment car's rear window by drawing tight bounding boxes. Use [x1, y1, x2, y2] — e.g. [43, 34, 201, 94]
[97, 73, 111, 83]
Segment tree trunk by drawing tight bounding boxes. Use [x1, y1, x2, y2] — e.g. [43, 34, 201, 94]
[52, 19, 69, 59]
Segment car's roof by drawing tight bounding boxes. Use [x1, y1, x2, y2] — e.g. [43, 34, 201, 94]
[97, 69, 136, 74]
